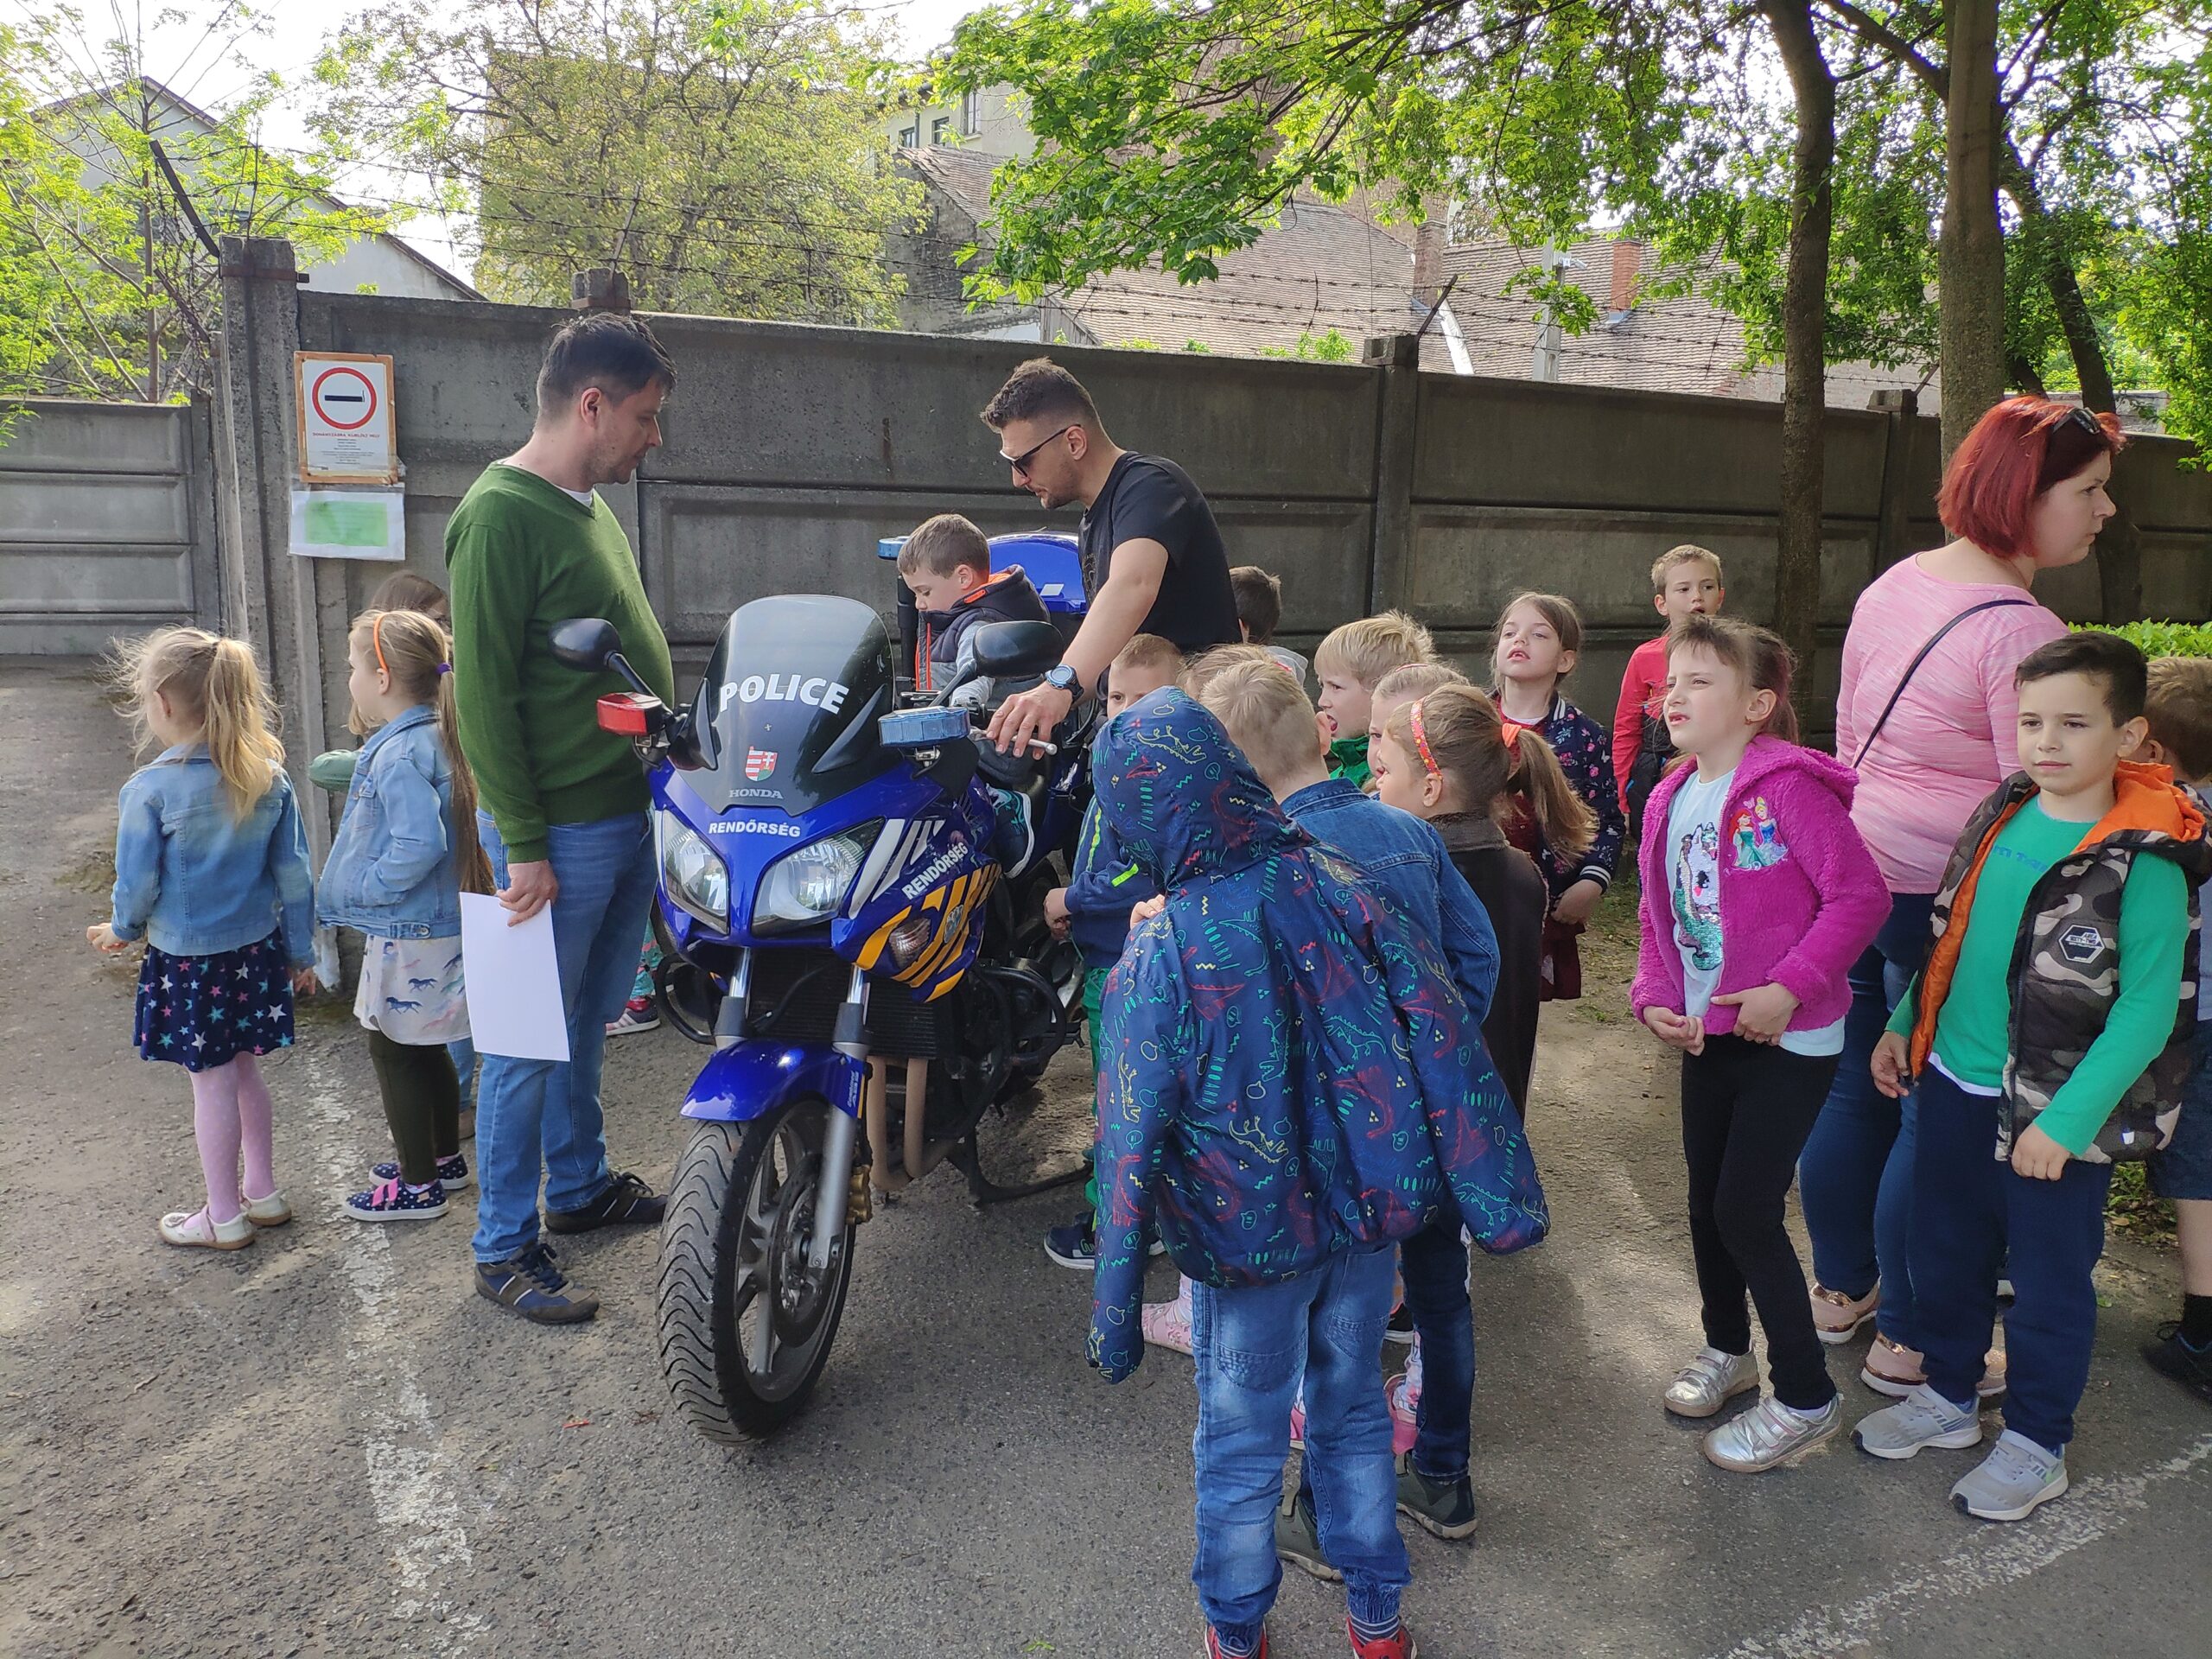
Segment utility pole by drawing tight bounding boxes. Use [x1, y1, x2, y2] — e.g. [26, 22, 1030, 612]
[1529, 246, 1584, 382]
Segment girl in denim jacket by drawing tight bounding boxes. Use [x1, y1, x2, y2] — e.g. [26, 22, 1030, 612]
[318, 610, 494, 1222]
[87, 630, 317, 1251]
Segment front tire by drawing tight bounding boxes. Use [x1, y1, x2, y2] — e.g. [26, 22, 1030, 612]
[656, 1102, 856, 1444]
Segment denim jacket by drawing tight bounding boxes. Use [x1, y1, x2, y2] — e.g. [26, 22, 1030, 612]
[1281, 778, 1500, 1022]
[110, 746, 315, 964]
[315, 704, 464, 939]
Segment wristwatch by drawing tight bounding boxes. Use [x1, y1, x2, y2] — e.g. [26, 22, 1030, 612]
[1044, 664, 1079, 695]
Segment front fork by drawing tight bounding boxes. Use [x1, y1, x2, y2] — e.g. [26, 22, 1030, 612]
[806, 965, 868, 1272]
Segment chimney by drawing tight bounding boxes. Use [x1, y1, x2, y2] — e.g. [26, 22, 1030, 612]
[1414, 217, 1445, 310]
[1608, 239, 1641, 315]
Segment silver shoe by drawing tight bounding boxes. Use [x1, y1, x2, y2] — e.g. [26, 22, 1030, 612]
[1663, 1346, 1760, 1419]
[1702, 1395, 1840, 1471]
[1853, 1382, 1983, 1460]
[1951, 1430, 2068, 1521]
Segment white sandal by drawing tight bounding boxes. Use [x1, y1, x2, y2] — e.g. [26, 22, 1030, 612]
[241, 1190, 293, 1227]
[158, 1207, 256, 1250]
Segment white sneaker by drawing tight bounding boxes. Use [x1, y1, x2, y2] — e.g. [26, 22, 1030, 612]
[1664, 1347, 1759, 1419]
[158, 1207, 256, 1250]
[1852, 1383, 1983, 1460]
[1951, 1430, 2068, 1521]
[1702, 1395, 1841, 1471]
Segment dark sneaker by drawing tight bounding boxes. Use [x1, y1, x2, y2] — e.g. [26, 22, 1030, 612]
[370, 1153, 470, 1190]
[543, 1171, 664, 1235]
[1347, 1617, 1420, 1659]
[1395, 1453, 1477, 1541]
[2145, 1321, 2212, 1403]
[474, 1243, 599, 1324]
[1045, 1214, 1096, 1268]
[1384, 1302, 1415, 1346]
[346, 1178, 448, 1223]
[1274, 1487, 1341, 1582]
[607, 996, 660, 1037]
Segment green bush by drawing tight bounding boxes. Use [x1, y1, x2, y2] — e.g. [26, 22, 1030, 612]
[2078, 619, 2212, 658]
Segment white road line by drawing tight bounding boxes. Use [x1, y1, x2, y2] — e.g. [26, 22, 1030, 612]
[301, 1046, 482, 1648]
[1715, 1433, 2212, 1658]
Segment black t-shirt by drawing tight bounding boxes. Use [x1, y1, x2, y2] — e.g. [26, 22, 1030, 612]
[1078, 452, 1240, 652]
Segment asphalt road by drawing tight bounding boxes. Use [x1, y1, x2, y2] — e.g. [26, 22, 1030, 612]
[3, 658, 2209, 1659]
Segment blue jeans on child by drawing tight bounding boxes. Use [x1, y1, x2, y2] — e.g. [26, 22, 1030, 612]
[1798, 890, 1935, 1344]
[1192, 1243, 1408, 1646]
[1910, 1065, 2113, 1454]
[470, 810, 659, 1266]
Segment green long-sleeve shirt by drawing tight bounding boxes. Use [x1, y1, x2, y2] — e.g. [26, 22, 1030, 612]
[1887, 797, 2189, 1156]
[445, 463, 674, 863]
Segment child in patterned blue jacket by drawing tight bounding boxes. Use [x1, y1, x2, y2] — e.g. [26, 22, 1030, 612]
[317, 609, 494, 1223]
[1089, 690, 1546, 1659]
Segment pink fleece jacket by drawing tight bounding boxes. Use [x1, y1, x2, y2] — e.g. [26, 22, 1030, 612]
[1631, 736, 1890, 1038]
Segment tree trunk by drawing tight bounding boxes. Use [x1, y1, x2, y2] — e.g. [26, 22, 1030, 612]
[1760, 0, 1837, 726]
[1939, 0, 2005, 456]
[1999, 149, 2141, 620]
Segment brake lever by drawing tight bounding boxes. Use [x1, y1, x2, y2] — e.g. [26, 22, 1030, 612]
[967, 721, 1058, 757]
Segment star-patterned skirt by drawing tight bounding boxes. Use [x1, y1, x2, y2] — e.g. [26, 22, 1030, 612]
[134, 932, 295, 1071]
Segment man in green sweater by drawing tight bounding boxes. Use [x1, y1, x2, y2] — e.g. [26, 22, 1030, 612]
[448, 313, 679, 1324]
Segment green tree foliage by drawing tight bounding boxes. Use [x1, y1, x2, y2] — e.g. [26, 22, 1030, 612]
[311, 0, 923, 324]
[0, 6, 375, 404]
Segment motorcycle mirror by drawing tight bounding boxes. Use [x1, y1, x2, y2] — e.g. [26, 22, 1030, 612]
[969, 620, 1065, 682]
[550, 618, 621, 671]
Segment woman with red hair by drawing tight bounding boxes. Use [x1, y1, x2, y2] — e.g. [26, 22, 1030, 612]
[1797, 396, 2123, 1398]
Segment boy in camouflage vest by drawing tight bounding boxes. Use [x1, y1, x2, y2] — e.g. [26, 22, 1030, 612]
[1855, 632, 2209, 1521]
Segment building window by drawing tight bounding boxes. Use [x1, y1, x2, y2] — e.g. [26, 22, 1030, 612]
[960, 89, 981, 137]
[899, 124, 918, 147]
[931, 115, 952, 145]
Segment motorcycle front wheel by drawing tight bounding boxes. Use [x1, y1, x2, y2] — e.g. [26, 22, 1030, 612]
[656, 1101, 856, 1445]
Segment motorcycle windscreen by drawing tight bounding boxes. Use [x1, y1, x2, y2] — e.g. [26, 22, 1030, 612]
[689, 594, 899, 816]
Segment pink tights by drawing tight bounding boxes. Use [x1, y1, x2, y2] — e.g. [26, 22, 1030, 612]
[189, 1054, 276, 1224]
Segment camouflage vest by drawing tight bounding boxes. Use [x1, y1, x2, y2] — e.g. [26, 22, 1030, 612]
[1922, 774, 2209, 1164]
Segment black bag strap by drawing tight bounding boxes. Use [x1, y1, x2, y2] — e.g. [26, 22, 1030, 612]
[1851, 598, 2034, 770]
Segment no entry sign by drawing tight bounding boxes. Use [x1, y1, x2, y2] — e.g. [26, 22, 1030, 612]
[296, 352, 397, 483]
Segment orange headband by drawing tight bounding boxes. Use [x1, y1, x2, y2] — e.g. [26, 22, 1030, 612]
[1408, 700, 1440, 779]
[372, 613, 390, 678]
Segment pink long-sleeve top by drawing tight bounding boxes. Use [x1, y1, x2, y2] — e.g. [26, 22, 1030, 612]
[1834, 556, 2069, 893]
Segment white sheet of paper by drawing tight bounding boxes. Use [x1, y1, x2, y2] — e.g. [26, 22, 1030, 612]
[459, 893, 570, 1062]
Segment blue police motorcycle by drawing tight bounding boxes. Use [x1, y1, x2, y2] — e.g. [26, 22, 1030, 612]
[549, 537, 1093, 1443]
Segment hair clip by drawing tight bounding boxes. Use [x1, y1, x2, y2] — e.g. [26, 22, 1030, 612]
[435, 662, 453, 676]
[1408, 700, 1440, 779]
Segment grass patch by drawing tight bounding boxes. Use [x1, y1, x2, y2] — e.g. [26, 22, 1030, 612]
[2108, 1160, 2177, 1247]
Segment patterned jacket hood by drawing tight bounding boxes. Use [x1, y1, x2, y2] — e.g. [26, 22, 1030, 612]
[1084, 693, 1548, 1381]
[1910, 761, 2209, 1162]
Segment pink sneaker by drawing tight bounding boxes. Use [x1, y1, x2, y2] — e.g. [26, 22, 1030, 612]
[1142, 1292, 1194, 1355]
[1288, 1378, 1417, 1457]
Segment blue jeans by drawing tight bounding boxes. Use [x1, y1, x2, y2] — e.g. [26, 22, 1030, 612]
[1192, 1245, 1408, 1644]
[1910, 1065, 2111, 1453]
[470, 811, 658, 1265]
[448, 1037, 478, 1112]
[1797, 890, 1935, 1346]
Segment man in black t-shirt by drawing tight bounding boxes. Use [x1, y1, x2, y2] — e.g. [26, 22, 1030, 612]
[980, 358, 1240, 753]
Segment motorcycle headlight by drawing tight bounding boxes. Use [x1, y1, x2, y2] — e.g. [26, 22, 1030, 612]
[754, 830, 869, 932]
[657, 810, 729, 931]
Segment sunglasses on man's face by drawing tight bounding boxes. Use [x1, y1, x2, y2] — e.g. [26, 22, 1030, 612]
[1000, 424, 1077, 478]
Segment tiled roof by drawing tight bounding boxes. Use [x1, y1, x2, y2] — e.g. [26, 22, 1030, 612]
[901, 145, 1467, 370]
[1441, 233, 1936, 407]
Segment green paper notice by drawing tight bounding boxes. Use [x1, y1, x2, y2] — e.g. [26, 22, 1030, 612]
[304, 497, 391, 547]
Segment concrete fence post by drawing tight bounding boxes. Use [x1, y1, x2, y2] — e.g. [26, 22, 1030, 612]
[572, 268, 632, 313]
[211, 234, 334, 864]
[1869, 386, 1922, 573]
[1363, 333, 1421, 613]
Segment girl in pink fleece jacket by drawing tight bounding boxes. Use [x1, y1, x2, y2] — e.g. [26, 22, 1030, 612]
[1632, 615, 1888, 1476]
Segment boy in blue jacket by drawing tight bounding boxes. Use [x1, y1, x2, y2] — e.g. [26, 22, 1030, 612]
[1090, 691, 1547, 1659]
[1039, 633, 1182, 1268]
[1198, 657, 1505, 1551]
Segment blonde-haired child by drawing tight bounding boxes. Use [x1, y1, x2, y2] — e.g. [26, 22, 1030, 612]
[1313, 611, 1436, 790]
[88, 627, 317, 1250]
[1614, 545, 1726, 831]
[1491, 592, 1626, 1001]
[318, 609, 496, 1221]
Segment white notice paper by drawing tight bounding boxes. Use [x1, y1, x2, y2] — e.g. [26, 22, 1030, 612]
[459, 893, 571, 1062]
